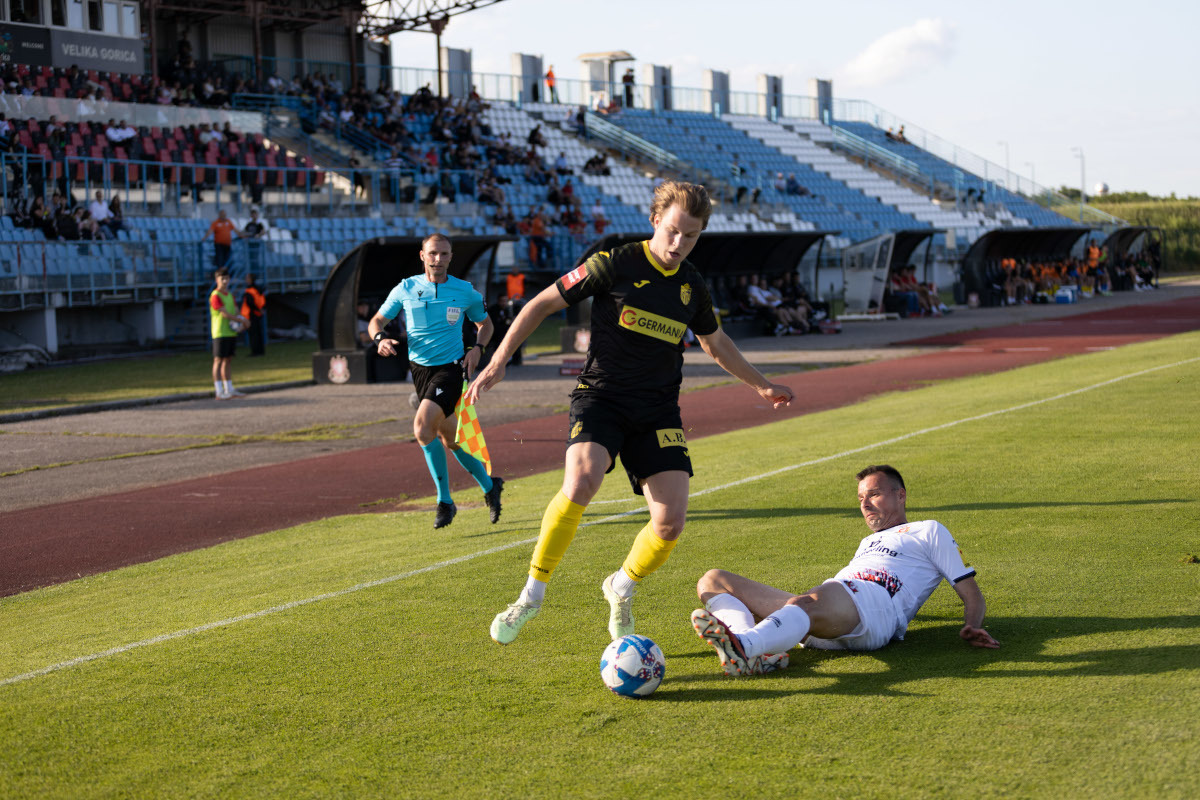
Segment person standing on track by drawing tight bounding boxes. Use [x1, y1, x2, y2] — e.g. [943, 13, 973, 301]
[370, 233, 504, 530]
[467, 180, 794, 645]
[210, 267, 248, 400]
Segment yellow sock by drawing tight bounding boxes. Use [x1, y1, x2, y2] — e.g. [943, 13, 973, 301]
[528, 491, 586, 582]
[621, 523, 679, 582]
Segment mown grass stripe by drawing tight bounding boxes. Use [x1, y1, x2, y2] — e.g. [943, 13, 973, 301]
[4, 354, 1196, 689]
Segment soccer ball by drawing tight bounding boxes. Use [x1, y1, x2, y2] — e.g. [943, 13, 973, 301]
[599, 634, 665, 698]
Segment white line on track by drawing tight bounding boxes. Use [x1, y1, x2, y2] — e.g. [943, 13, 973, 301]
[4, 354, 1198, 688]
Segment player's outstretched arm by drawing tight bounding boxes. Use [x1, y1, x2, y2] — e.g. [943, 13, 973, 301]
[696, 329, 793, 409]
[953, 577, 1000, 649]
[466, 285, 568, 403]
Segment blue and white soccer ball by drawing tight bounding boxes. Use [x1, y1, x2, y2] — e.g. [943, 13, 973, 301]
[600, 634, 665, 698]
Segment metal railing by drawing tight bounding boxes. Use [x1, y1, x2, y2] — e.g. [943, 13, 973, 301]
[582, 112, 691, 174]
[829, 127, 926, 185]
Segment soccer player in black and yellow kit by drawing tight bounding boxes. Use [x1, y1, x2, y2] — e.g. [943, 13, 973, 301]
[467, 181, 794, 645]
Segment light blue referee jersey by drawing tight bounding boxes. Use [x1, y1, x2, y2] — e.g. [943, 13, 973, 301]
[379, 274, 487, 367]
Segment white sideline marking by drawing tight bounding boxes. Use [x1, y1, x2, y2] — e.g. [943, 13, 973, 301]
[4, 355, 1198, 689]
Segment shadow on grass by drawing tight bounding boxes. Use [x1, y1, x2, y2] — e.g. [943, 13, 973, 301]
[657, 615, 1200, 702]
[684, 498, 1189, 523]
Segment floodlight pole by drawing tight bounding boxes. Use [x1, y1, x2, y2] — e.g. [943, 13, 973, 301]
[998, 140, 1009, 188]
[431, 16, 449, 97]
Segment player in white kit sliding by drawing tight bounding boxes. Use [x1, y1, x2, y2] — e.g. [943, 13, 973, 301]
[692, 464, 1000, 676]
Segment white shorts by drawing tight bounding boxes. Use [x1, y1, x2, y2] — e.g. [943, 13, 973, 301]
[802, 579, 902, 651]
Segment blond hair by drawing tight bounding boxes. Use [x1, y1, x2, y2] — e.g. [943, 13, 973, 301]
[648, 181, 712, 230]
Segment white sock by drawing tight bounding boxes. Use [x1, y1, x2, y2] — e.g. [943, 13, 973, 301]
[214, 381, 223, 394]
[518, 576, 545, 607]
[737, 604, 811, 659]
[222, 380, 232, 394]
[608, 568, 637, 598]
[705, 592, 755, 633]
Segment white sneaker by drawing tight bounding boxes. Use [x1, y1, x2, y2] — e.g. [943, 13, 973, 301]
[490, 602, 539, 645]
[601, 574, 635, 640]
[215, 390, 232, 400]
[228, 387, 247, 397]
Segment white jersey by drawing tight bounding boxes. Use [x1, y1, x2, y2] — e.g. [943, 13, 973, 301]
[832, 519, 975, 641]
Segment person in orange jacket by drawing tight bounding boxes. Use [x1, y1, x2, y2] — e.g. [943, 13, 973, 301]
[239, 273, 267, 356]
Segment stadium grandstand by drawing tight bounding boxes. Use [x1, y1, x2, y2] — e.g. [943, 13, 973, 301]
[0, 0, 1154, 359]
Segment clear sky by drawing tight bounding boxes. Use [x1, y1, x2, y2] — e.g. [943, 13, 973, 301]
[387, 0, 1199, 198]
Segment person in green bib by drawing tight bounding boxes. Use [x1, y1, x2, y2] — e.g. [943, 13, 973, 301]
[210, 267, 248, 400]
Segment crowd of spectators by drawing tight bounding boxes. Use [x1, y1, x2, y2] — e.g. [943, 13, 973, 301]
[8, 188, 123, 241]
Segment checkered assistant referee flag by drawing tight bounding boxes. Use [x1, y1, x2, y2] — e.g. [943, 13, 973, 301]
[454, 381, 491, 475]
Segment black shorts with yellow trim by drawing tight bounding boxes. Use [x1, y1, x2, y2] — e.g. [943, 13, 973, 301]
[410, 361, 464, 417]
[567, 387, 692, 496]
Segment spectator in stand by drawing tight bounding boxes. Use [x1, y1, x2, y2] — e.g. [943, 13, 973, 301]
[544, 65, 558, 104]
[785, 173, 810, 197]
[493, 203, 518, 235]
[622, 68, 635, 108]
[54, 203, 80, 241]
[574, 105, 587, 135]
[773, 172, 787, 192]
[105, 194, 124, 235]
[590, 199, 608, 235]
[554, 151, 572, 175]
[896, 125, 909, 144]
[78, 209, 103, 241]
[25, 195, 50, 236]
[76, 90, 98, 117]
[87, 191, 112, 233]
[240, 207, 268, 270]
[202, 208, 237, 267]
[526, 206, 550, 270]
[0, 113, 12, 150]
[527, 124, 547, 148]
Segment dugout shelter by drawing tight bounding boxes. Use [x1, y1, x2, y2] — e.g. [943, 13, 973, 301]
[960, 227, 1093, 307]
[312, 234, 513, 384]
[840, 229, 943, 316]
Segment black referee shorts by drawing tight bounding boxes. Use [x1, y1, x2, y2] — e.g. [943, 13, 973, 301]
[567, 388, 693, 496]
[410, 361, 464, 418]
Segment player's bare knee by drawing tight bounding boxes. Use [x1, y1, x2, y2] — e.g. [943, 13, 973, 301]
[697, 568, 733, 598]
[650, 516, 684, 541]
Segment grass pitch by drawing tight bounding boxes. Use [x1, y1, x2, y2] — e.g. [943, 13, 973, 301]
[2, 333, 1199, 798]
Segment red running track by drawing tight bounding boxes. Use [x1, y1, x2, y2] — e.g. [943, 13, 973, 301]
[2, 295, 1197, 597]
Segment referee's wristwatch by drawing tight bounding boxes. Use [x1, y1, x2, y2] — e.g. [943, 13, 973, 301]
[471, 343, 486, 353]
[373, 331, 386, 344]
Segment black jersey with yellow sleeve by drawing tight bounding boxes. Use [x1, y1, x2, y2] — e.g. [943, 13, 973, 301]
[556, 240, 719, 402]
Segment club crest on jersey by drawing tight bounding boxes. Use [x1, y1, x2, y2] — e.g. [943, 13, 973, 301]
[680, 283, 691, 305]
[562, 265, 588, 290]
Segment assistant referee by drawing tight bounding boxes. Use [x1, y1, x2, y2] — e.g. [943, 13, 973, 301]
[467, 181, 794, 645]
[370, 233, 503, 530]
